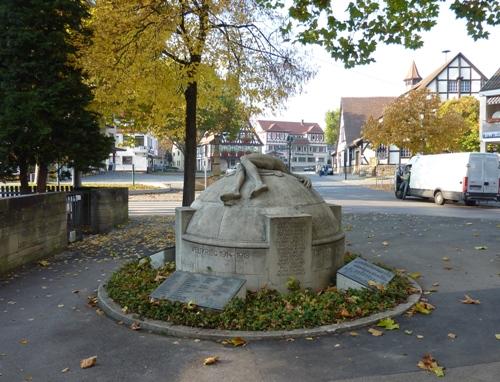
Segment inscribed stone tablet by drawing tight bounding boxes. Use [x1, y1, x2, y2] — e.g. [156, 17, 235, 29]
[336, 257, 394, 291]
[150, 271, 246, 310]
[149, 246, 175, 269]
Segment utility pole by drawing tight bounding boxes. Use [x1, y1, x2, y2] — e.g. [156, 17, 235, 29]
[287, 135, 294, 171]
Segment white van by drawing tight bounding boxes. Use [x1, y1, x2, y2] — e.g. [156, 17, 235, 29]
[395, 153, 500, 205]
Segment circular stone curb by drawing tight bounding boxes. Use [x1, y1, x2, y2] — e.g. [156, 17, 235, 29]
[97, 277, 422, 341]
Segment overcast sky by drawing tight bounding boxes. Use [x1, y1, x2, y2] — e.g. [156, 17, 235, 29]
[260, 3, 500, 128]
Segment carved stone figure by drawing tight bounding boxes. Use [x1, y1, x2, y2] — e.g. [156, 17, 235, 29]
[220, 153, 311, 205]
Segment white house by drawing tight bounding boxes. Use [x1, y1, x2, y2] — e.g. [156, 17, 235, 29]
[479, 67, 500, 151]
[409, 52, 488, 100]
[334, 97, 395, 173]
[105, 126, 161, 172]
[335, 52, 489, 173]
[254, 120, 329, 171]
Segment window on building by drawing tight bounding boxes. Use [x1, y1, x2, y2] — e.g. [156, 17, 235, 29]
[307, 157, 315, 162]
[298, 157, 306, 162]
[134, 135, 144, 147]
[460, 80, 471, 93]
[401, 148, 412, 158]
[122, 156, 133, 165]
[448, 80, 458, 93]
[317, 157, 325, 163]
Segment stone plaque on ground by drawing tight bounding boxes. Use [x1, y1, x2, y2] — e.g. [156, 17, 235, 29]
[336, 257, 394, 291]
[149, 246, 175, 269]
[150, 271, 246, 310]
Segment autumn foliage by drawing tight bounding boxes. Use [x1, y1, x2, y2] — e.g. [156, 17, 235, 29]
[363, 89, 468, 155]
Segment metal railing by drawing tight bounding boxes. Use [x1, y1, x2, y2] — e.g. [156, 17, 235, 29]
[0, 184, 73, 197]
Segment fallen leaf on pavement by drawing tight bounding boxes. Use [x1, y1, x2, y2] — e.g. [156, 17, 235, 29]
[382, 241, 389, 246]
[460, 295, 480, 304]
[447, 333, 457, 339]
[305, 337, 314, 341]
[80, 356, 97, 369]
[349, 331, 359, 336]
[474, 246, 487, 250]
[414, 301, 435, 315]
[368, 328, 383, 337]
[408, 272, 422, 280]
[87, 296, 98, 308]
[416, 334, 424, 339]
[495, 334, 500, 340]
[418, 353, 445, 377]
[442, 257, 449, 261]
[38, 260, 50, 267]
[377, 318, 399, 330]
[19, 339, 29, 345]
[404, 330, 413, 335]
[203, 356, 219, 366]
[432, 282, 440, 287]
[61, 368, 70, 373]
[130, 322, 141, 330]
[222, 337, 247, 347]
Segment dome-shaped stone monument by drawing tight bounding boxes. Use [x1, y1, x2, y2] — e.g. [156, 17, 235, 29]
[175, 155, 345, 293]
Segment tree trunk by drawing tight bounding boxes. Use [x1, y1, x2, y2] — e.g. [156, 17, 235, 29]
[182, 80, 197, 206]
[73, 168, 82, 188]
[36, 163, 48, 193]
[18, 156, 30, 194]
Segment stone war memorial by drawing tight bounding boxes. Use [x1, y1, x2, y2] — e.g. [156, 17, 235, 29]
[152, 154, 346, 309]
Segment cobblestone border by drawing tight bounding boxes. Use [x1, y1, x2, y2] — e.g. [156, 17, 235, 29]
[97, 278, 422, 341]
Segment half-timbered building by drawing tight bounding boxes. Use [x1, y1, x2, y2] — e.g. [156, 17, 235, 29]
[254, 120, 329, 171]
[335, 52, 489, 173]
[196, 123, 263, 172]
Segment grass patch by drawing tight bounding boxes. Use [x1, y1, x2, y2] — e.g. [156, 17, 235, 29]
[106, 255, 413, 331]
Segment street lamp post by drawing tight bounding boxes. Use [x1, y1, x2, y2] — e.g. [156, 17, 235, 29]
[286, 135, 294, 171]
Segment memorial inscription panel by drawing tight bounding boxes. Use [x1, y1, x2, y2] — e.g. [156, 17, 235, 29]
[337, 257, 394, 291]
[275, 221, 306, 276]
[150, 270, 246, 310]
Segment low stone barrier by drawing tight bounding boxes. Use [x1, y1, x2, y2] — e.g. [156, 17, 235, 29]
[78, 187, 128, 233]
[0, 193, 67, 274]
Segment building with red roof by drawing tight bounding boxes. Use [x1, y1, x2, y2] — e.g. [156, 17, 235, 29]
[253, 119, 329, 171]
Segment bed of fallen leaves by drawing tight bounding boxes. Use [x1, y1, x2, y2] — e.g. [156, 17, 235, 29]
[106, 255, 413, 331]
[67, 216, 175, 260]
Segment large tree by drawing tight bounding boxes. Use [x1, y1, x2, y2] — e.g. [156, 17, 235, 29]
[0, 0, 113, 193]
[86, 0, 312, 206]
[275, 0, 499, 67]
[439, 96, 480, 152]
[363, 89, 467, 154]
[324, 109, 340, 146]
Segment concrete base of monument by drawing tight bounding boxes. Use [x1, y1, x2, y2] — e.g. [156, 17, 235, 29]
[97, 277, 422, 341]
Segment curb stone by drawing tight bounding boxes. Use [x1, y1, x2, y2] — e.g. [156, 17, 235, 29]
[97, 278, 422, 341]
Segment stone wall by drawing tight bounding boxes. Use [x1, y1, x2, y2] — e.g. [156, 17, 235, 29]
[83, 187, 128, 233]
[0, 193, 67, 274]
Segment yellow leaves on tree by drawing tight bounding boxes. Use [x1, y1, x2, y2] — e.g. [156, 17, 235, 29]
[363, 89, 468, 155]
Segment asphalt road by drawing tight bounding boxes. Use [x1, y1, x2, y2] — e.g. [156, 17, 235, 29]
[1, 176, 500, 381]
[127, 172, 500, 220]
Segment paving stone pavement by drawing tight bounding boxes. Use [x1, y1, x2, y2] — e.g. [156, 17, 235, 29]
[1, 213, 499, 382]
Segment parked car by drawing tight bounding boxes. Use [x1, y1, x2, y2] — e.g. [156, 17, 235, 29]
[395, 152, 500, 205]
[303, 166, 315, 172]
[317, 165, 333, 176]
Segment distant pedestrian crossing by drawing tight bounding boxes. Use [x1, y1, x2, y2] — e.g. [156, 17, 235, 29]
[129, 200, 181, 216]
